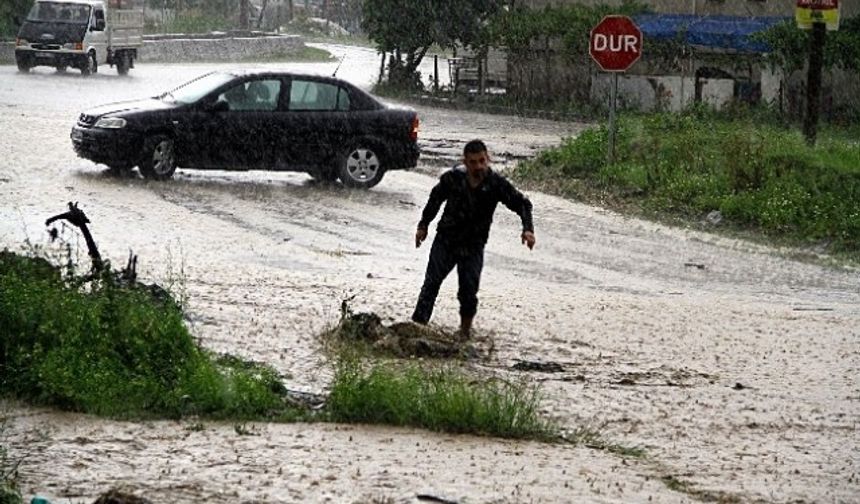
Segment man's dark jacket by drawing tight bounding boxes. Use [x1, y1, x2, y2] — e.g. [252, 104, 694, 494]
[418, 166, 534, 250]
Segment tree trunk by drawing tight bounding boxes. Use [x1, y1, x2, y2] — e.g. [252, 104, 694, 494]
[239, 0, 249, 29]
[257, 0, 268, 29]
[323, 0, 329, 28]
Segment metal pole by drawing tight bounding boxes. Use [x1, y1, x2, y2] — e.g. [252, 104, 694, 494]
[803, 22, 826, 146]
[434, 54, 439, 93]
[607, 72, 618, 164]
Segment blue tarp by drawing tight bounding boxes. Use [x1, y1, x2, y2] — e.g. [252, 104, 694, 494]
[633, 14, 791, 53]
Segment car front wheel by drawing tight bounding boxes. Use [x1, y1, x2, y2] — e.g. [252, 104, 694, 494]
[338, 145, 385, 189]
[139, 135, 177, 180]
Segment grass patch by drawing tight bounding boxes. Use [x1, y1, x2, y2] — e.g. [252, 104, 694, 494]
[326, 355, 557, 440]
[0, 250, 299, 421]
[512, 106, 860, 262]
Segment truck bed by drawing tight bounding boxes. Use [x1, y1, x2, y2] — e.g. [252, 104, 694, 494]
[107, 0, 144, 48]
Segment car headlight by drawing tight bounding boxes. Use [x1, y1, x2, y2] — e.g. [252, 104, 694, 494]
[63, 42, 82, 50]
[94, 117, 127, 129]
[16, 38, 28, 47]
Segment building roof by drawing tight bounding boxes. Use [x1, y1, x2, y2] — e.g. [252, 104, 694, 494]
[633, 14, 790, 53]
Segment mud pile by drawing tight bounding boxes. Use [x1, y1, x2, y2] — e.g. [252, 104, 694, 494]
[326, 310, 491, 359]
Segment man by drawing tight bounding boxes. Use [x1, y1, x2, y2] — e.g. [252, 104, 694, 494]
[412, 139, 535, 338]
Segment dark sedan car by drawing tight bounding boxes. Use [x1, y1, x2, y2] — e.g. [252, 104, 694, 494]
[71, 70, 420, 188]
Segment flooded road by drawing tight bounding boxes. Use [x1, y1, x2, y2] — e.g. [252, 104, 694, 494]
[1, 45, 859, 503]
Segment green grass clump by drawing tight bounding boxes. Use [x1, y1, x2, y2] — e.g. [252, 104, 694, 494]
[0, 250, 293, 420]
[514, 107, 860, 257]
[326, 356, 556, 440]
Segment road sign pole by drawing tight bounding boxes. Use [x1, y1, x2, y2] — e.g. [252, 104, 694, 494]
[589, 15, 642, 164]
[803, 22, 826, 146]
[607, 72, 618, 164]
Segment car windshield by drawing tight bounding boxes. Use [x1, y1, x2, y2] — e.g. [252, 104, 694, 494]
[159, 72, 237, 105]
[27, 2, 91, 23]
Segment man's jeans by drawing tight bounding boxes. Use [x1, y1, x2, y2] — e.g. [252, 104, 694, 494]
[412, 236, 484, 324]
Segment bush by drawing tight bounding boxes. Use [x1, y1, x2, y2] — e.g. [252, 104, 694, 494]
[512, 109, 860, 255]
[0, 250, 292, 420]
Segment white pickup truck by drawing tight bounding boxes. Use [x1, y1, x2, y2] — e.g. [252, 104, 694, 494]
[14, 0, 144, 75]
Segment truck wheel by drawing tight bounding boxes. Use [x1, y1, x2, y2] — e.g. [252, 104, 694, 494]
[56, 65, 67, 73]
[116, 53, 130, 76]
[81, 52, 97, 76]
[139, 135, 177, 180]
[338, 144, 385, 189]
[16, 61, 31, 73]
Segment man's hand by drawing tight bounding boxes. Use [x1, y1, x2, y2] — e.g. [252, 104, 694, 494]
[415, 227, 428, 248]
[521, 230, 535, 250]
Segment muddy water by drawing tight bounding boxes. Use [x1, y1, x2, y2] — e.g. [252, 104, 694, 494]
[1, 53, 859, 503]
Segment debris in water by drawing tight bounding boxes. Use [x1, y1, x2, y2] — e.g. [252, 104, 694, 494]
[326, 299, 490, 359]
[92, 489, 152, 504]
[511, 359, 565, 373]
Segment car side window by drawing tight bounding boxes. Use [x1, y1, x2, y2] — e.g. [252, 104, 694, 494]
[216, 79, 281, 112]
[290, 80, 350, 111]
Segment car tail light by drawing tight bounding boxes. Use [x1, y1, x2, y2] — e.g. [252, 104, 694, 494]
[410, 116, 419, 141]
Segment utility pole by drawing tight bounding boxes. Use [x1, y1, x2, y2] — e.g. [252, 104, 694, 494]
[803, 22, 826, 146]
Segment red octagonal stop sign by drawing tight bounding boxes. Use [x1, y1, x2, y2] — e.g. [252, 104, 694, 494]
[590, 15, 643, 72]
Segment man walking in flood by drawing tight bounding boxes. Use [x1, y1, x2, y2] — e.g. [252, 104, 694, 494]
[412, 139, 535, 338]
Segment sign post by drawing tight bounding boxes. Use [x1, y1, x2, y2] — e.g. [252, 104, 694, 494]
[796, 0, 839, 146]
[590, 15, 642, 164]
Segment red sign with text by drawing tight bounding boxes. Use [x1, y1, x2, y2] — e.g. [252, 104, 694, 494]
[589, 16, 643, 72]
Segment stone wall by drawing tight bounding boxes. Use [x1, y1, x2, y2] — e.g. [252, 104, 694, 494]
[139, 34, 304, 62]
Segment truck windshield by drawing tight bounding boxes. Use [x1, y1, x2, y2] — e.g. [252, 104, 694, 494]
[160, 72, 237, 105]
[27, 2, 92, 23]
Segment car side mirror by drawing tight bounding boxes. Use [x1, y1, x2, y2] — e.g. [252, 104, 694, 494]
[13, 15, 21, 27]
[92, 19, 105, 31]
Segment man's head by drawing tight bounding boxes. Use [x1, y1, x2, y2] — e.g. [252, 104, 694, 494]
[463, 139, 489, 179]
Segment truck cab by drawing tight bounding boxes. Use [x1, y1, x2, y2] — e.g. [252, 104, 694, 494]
[15, 0, 143, 76]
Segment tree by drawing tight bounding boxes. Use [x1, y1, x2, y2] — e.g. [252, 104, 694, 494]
[0, 0, 33, 40]
[363, 0, 504, 89]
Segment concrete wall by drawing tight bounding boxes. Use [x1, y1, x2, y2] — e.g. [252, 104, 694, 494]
[591, 74, 695, 112]
[0, 42, 12, 64]
[699, 78, 734, 110]
[0, 34, 305, 64]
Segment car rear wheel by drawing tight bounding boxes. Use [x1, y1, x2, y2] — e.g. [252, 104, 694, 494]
[139, 135, 177, 180]
[338, 145, 385, 189]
